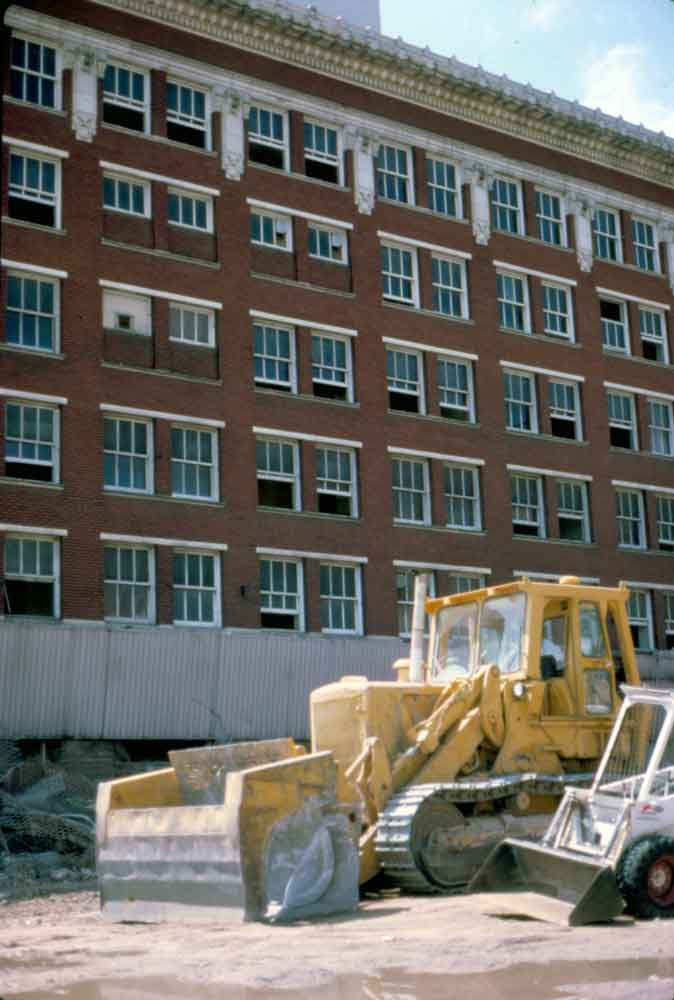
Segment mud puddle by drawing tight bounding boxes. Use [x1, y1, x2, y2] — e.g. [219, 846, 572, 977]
[6, 959, 674, 1000]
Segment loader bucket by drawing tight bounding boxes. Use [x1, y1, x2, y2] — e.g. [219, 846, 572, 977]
[469, 837, 625, 926]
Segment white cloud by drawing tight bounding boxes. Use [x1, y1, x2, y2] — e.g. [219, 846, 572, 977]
[582, 44, 674, 137]
[526, 0, 563, 29]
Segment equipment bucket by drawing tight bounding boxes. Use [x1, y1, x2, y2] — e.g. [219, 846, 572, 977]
[469, 837, 625, 926]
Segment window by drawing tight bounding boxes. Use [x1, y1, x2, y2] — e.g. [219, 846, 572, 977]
[4, 402, 58, 482]
[426, 158, 458, 217]
[639, 308, 669, 364]
[396, 569, 436, 636]
[432, 256, 468, 319]
[648, 400, 674, 457]
[437, 358, 474, 422]
[504, 371, 537, 432]
[511, 474, 545, 537]
[593, 208, 621, 262]
[491, 177, 522, 235]
[548, 380, 582, 441]
[392, 457, 430, 524]
[103, 63, 147, 132]
[102, 290, 151, 336]
[535, 190, 564, 246]
[444, 465, 481, 531]
[600, 299, 629, 354]
[303, 120, 340, 184]
[103, 417, 153, 493]
[615, 489, 645, 549]
[166, 80, 208, 149]
[376, 144, 412, 204]
[665, 593, 674, 649]
[542, 284, 573, 340]
[497, 273, 529, 332]
[632, 219, 658, 272]
[3, 536, 57, 617]
[386, 348, 424, 413]
[308, 225, 348, 264]
[248, 105, 287, 170]
[381, 244, 418, 306]
[311, 334, 352, 402]
[6, 272, 58, 352]
[253, 323, 296, 392]
[168, 190, 211, 232]
[256, 438, 300, 510]
[250, 210, 292, 251]
[316, 447, 357, 517]
[607, 392, 638, 450]
[171, 426, 217, 501]
[319, 563, 362, 634]
[103, 174, 149, 217]
[627, 590, 653, 651]
[557, 480, 590, 542]
[169, 303, 215, 348]
[8, 151, 59, 227]
[10, 36, 58, 109]
[447, 573, 485, 595]
[656, 496, 674, 551]
[260, 558, 304, 630]
[104, 545, 154, 623]
[172, 551, 220, 626]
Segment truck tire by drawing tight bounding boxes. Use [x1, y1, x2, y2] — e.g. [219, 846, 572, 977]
[616, 834, 674, 919]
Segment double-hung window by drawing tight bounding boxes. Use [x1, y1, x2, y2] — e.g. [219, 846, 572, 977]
[437, 358, 474, 422]
[319, 563, 362, 634]
[311, 334, 353, 402]
[648, 399, 674, 457]
[600, 298, 629, 354]
[251, 210, 292, 251]
[260, 558, 304, 630]
[381, 244, 418, 306]
[396, 569, 436, 636]
[627, 590, 653, 651]
[3, 535, 58, 617]
[316, 447, 357, 517]
[103, 290, 151, 336]
[303, 120, 341, 184]
[104, 545, 154, 623]
[639, 308, 668, 364]
[172, 550, 220, 627]
[256, 437, 300, 510]
[607, 392, 638, 450]
[10, 36, 59, 109]
[511, 474, 545, 537]
[548, 380, 582, 440]
[308, 225, 348, 264]
[168, 189, 212, 232]
[166, 80, 208, 149]
[426, 158, 458, 217]
[248, 105, 287, 170]
[542, 283, 573, 340]
[6, 271, 58, 352]
[253, 323, 296, 392]
[103, 63, 148, 132]
[386, 348, 424, 413]
[491, 177, 522, 235]
[666, 594, 674, 648]
[171, 426, 218, 501]
[631, 219, 658, 272]
[169, 303, 215, 348]
[432, 256, 468, 319]
[504, 371, 537, 432]
[9, 150, 59, 228]
[535, 190, 564, 246]
[657, 496, 674, 552]
[557, 480, 590, 542]
[103, 416, 153, 493]
[593, 208, 621, 262]
[616, 489, 646, 549]
[4, 402, 58, 482]
[376, 144, 412, 204]
[392, 457, 430, 525]
[444, 464, 481, 531]
[103, 174, 149, 217]
[497, 273, 529, 332]
[448, 573, 485, 595]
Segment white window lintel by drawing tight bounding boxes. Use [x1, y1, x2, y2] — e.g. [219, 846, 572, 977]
[3, 135, 69, 159]
[100, 532, 227, 551]
[388, 446, 484, 467]
[100, 403, 225, 429]
[99, 280, 222, 311]
[507, 463, 592, 482]
[0, 388, 67, 405]
[246, 197, 353, 231]
[253, 426, 362, 449]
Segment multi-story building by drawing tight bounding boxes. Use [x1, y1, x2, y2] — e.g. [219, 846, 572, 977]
[1, 0, 673, 737]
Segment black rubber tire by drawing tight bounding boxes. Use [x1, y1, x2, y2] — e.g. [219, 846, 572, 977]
[616, 834, 674, 920]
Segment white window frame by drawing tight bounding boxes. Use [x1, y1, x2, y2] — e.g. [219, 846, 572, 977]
[315, 446, 358, 518]
[308, 224, 348, 265]
[9, 34, 61, 110]
[259, 557, 305, 631]
[4, 399, 60, 482]
[376, 143, 414, 205]
[436, 357, 475, 423]
[3, 533, 59, 618]
[381, 242, 419, 307]
[447, 573, 485, 595]
[247, 104, 289, 170]
[444, 463, 481, 531]
[319, 562, 363, 635]
[656, 496, 674, 551]
[256, 436, 301, 511]
[534, 188, 566, 247]
[542, 282, 574, 341]
[391, 456, 431, 526]
[497, 271, 531, 333]
[431, 254, 469, 319]
[166, 78, 210, 150]
[504, 370, 538, 433]
[102, 61, 149, 133]
[556, 479, 590, 543]
[169, 302, 215, 349]
[511, 473, 545, 538]
[426, 156, 460, 218]
[253, 322, 297, 393]
[648, 399, 674, 457]
[616, 488, 646, 550]
[167, 188, 213, 233]
[396, 568, 437, 637]
[600, 297, 630, 355]
[607, 391, 639, 450]
[303, 119, 342, 185]
[593, 207, 622, 263]
[311, 332, 353, 402]
[491, 176, 524, 235]
[8, 148, 61, 228]
[103, 416, 154, 495]
[170, 424, 218, 502]
[664, 592, 674, 641]
[5, 268, 60, 353]
[250, 209, 293, 252]
[627, 589, 654, 651]
[103, 543, 155, 624]
[639, 307, 669, 364]
[172, 548, 221, 627]
[548, 379, 583, 441]
[103, 172, 150, 218]
[386, 347, 425, 414]
[631, 217, 659, 273]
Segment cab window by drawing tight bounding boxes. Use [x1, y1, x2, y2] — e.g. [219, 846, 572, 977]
[579, 603, 607, 658]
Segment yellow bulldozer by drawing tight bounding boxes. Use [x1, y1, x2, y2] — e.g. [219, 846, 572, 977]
[97, 575, 641, 923]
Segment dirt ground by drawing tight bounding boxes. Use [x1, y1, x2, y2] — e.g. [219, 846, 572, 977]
[1, 890, 674, 999]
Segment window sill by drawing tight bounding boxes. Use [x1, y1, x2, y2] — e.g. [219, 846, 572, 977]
[608, 447, 674, 463]
[100, 238, 220, 269]
[393, 522, 486, 537]
[506, 430, 587, 446]
[308, 255, 349, 268]
[3, 95, 67, 117]
[595, 256, 666, 280]
[167, 221, 214, 236]
[254, 387, 359, 408]
[0, 476, 63, 490]
[101, 361, 222, 385]
[493, 229, 574, 254]
[601, 348, 674, 372]
[102, 123, 217, 157]
[387, 409, 480, 429]
[512, 535, 597, 547]
[0, 343, 64, 360]
[248, 160, 352, 194]
[500, 327, 581, 349]
[382, 300, 474, 327]
[104, 489, 224, 508]
[250, 271, 356, 299]
[2, 216, 66, 236]
[256, 506, 361, 523]
[377, 196, 470, 227]
[617, 546, 673, 558]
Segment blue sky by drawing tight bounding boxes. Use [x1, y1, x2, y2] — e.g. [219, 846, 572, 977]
[380, 0, 674, 138]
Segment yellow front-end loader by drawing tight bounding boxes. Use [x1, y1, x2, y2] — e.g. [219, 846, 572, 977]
[97, 576, 640, 922]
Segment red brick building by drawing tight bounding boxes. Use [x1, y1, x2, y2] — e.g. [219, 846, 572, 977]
[2, 0, 673, 660]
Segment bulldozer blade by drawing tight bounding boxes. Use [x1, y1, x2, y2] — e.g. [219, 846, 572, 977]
[469, 838, 625, 926]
